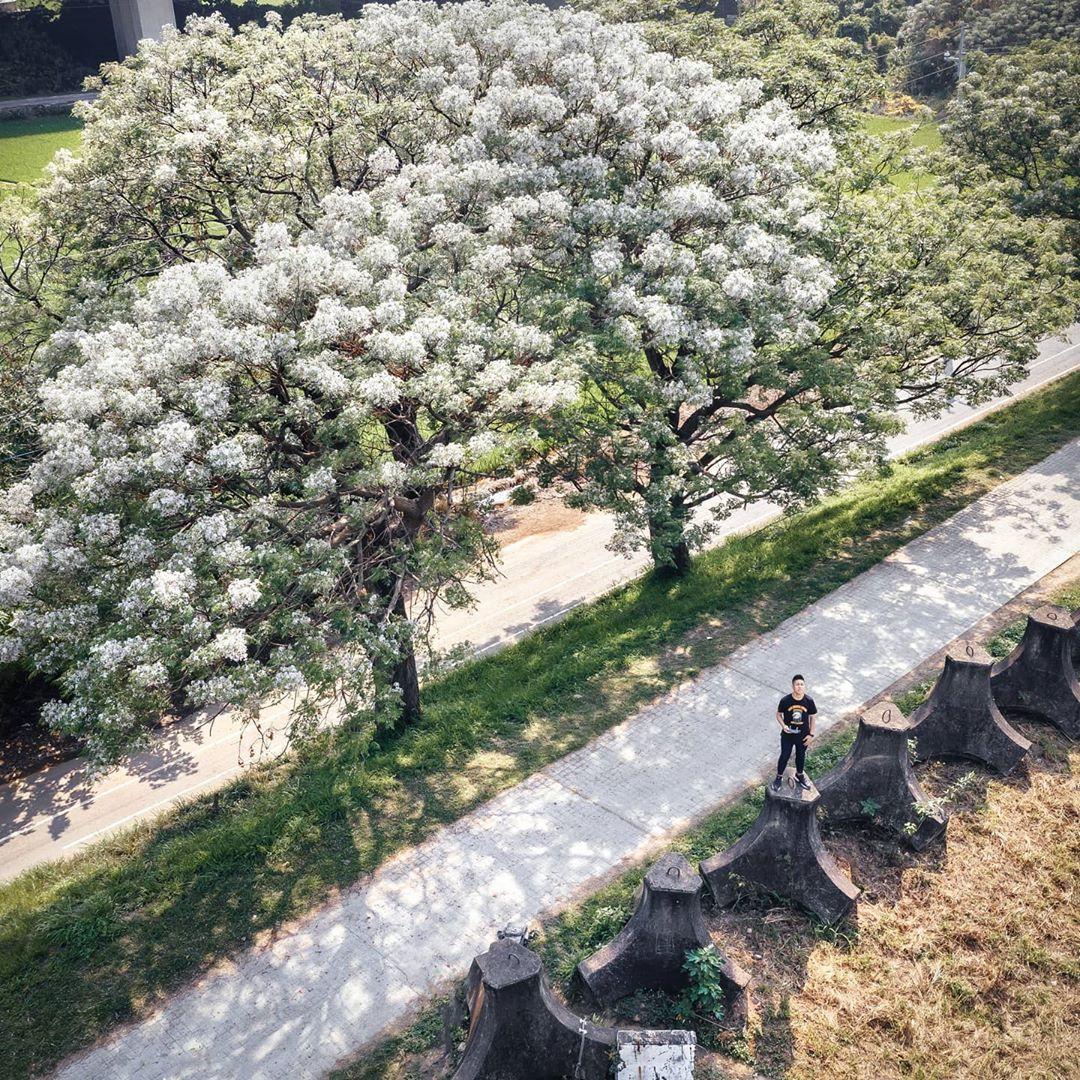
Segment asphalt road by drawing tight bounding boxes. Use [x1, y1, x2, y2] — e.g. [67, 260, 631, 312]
[1, 328, 1077, 882]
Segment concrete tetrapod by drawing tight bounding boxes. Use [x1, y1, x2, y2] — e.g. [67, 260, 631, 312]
[990, 605, 1080, 741]
[817, 701, 947, 851]
[574, 852, 750, 1026]
[909, 642, 1030, 775]
[700, 779, 860, 925]
[455, 939, 617, 1080]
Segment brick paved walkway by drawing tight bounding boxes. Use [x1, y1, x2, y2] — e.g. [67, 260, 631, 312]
[56, 439, 1080, 1080]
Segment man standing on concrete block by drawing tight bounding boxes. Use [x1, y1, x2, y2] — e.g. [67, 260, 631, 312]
[772, 674, 817, 792]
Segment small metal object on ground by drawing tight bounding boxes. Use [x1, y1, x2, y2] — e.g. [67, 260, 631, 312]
[910, 642, 1030, 774]
[700, 778, 860, 925]
[496, 923, 532, 947]
[991, 605, 1080, 741]
[575, 852, 748, 1027]
[818, 701, 947, 850]
[615, 1029, 695, 1079]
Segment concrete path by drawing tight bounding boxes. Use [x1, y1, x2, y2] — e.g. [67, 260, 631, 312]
[54, 438, 1080, 1079]
[0, 91, 96, 119]
[2, 330, 1077, 883]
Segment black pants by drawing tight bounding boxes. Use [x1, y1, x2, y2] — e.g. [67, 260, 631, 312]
[777, 731, 808, 777]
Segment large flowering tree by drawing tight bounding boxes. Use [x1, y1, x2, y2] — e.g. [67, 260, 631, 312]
[1, 0, 1074, 761]
[2, 0, 831, 756]
[0, 178, 578, 762]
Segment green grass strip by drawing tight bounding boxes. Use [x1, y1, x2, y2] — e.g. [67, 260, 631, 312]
[2, 372, 1079, 1078]
[0, 114, 83, 191]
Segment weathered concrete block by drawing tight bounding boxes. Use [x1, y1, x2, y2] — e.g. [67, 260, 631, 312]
[455, 939, 617, 1080]
[818, 701, 947, 850]
[991, 605, 1080, 741]
[616, 1030, 695, 1079]
[700, 780, 860, 925]
[909, 642, 1030, 774]
[575, 852, 749, 1025]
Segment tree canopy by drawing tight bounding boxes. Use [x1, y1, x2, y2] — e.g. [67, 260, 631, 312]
[551, 0, 1075, 571]
[893, 0, 1080, 95]
[942, 42, 1080, 251]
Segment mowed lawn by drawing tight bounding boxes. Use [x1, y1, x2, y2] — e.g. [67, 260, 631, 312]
[860, 112, 943, 191]
[0, 114, 83, 191]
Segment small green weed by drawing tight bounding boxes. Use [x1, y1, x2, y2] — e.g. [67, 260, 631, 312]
[675, 944, 728, 1030]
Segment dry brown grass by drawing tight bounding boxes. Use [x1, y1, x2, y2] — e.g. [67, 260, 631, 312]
[701, 723, 1080, 1080]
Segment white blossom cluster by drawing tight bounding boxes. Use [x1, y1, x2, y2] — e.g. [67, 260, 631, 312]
[0, 0, 839, 760]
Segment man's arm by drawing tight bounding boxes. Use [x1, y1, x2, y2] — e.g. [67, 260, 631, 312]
[805, 699, 817, 739]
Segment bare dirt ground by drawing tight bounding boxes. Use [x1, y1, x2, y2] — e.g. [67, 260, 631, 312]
[483, 487, 588, 546]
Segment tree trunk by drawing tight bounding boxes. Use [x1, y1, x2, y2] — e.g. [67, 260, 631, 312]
[388, 590, 422, 727]
[667, 536, 691, 576]
[647, 501, 691, 577]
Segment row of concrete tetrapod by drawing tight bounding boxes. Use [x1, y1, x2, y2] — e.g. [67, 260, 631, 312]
[708, 604, 1080, 925]
[453, 606, 1080, 1078]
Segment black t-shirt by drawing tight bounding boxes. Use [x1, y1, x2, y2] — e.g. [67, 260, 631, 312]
[778, 693, 817, 735]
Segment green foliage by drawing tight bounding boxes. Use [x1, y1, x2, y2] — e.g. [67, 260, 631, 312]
[576, 0, 883, 132]
[569, 1, 1074, 573]
[942, 42, 1080, 252]
[860, 796, 881, 817]
[835, 0, 913, 63]
[507, 484, 536, 506]
[0, 16, 94, 97]
[35, 893, 123, 960]
[904, 769, 977, 833]
[892, 0, 1080, 97]
[969, 0, 1080, 53]
[546, 891, 640, 986]
[987, 618, 1025, 659]
[675, 944, 728, 1027]
[891, 0, 968, 94]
